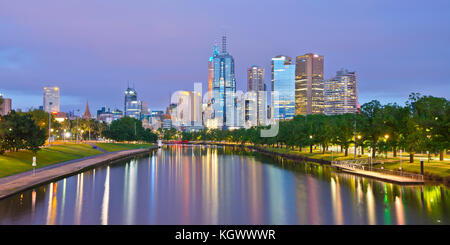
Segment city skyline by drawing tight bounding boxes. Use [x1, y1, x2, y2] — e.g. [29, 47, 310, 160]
[1, 0, 449, 113]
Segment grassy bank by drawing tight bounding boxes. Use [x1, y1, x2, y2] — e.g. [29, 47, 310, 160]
[0, 142, 154, 178]
[259, 145, 450, 180]
[95, 143, 153, 152]
[0, 144, 103, 178]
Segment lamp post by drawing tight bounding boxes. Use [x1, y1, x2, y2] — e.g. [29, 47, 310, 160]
[48, 102, 52, 146]
[384, 134, 389, 159]
[75, 109, 80, 143]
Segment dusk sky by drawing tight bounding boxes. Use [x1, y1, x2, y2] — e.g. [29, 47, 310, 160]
[1, 0, 449, 113]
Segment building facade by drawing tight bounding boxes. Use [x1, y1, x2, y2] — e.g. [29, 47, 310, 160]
[43, 86, 60, 113]
[295, 53, 324, 115]
[0, 95, 12, 116]
[211, 35, 237, 129]
[247, 65, 267, 125]
[324, 69, 358, 115]
[124, 87, 141, 119]
[271, 55, 295, 120]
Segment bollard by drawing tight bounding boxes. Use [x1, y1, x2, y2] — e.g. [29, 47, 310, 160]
[420, 158, 424, 175]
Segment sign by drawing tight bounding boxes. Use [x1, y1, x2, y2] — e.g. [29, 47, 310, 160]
[32, 156, 37, 167]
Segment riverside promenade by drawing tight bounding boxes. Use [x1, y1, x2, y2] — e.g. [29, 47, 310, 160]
[0, 146, 157, 200]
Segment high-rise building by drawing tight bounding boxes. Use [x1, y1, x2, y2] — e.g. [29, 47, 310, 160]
[271, 55, 295, 120]
[171, 91, 202, 128]
[247, 65, 265, 91]
[0, 95, 12, 116]
[295, 53, 324, 115]
[247, 65, 267, 125]
[211, 35, 237, 129]
[43, 86, 60, 113]
[207, 47, 218, 101]
[124, 87, 141, 119]
[324, 69, 358, 115]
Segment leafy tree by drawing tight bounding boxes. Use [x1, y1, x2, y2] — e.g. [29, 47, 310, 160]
[0, 111, 46, 154]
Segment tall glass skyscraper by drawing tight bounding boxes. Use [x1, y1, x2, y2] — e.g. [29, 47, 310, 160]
[211, 35, 237, 128]
[247, 65, 267, 125]
[295, 53, 324, 115]
[124, 87, 141, 119]
[324, 69, 358, 115]
[43, 86, 60, 113]
[271, 55, 295, 120]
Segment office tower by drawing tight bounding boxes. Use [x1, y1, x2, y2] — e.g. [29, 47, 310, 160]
[171, 91, 202, 128]
[207, 46, 218, 101]
[43, 86, 60, 113]
[112, 109, 123, 121]
[141, 101, 149, 115]
[247, 65, 267, 125]
[0, 95, 12, 116]
[271, 55, 295, 120]
[295, 53, 324, 115]
[83, 101, 92, 119]
[211, 35, 237, 129]
[324, 69, 358, 115]
[124, 87, 141, 119]
[244, 91, 258, 128]
[247, 65, 265, 91]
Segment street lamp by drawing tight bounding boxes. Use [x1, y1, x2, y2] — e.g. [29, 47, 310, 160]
[384, 134, 389, 158]
[357, 135, 362, 156]
[48, 102, 53, 145]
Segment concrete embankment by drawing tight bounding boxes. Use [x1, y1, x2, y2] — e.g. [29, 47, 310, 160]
[0, 146, 157, 200]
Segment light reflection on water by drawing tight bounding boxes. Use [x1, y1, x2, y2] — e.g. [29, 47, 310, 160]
[0, 145, 448, 225]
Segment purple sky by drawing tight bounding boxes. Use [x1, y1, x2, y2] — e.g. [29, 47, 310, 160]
[1, 0, 449, 113]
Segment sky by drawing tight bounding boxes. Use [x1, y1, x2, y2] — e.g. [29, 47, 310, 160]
[0, 0, 449, 113]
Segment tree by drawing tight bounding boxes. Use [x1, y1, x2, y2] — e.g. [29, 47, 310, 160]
[104, 117, 157, 143]
[0, 111, 46, 154]
[358, 100, 385, 158]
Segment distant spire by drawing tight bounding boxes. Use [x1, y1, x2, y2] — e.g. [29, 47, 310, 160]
[83, 100, 92, 119]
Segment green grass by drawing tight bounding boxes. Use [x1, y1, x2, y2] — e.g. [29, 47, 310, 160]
[262, 146, 368, 161]
[382, 159, 450, 178]
[95, 143, 154, 152]
[0, 144, 103, 178]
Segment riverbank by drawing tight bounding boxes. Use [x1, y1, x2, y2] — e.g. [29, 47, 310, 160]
[184, 141, 449, 185]
[0, 146, 157, 200]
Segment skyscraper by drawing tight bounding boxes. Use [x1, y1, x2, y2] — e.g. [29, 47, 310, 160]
[271, 55, 295, 120]
[124, 87, 141, 119]
[247, 65, 267, 125]
[43, 86, 60, 113]
[324, 69, 358, 115]
[207, 46, 218, 101]
[295, 53, 324, 115]
[211, 35, 237, 128]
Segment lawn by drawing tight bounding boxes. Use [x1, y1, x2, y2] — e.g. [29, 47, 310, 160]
[382, 159, 450, 178]
[95, 143, 154, 152]
[0, 144, 103, 178]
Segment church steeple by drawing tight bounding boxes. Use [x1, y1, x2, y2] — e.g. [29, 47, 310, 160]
[83, 100, 92, 119]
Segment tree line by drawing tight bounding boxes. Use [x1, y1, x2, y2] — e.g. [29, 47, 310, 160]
[182, 94, 449, 162]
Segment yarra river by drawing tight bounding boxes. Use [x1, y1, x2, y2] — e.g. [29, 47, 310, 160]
[0, 145, 448, 224]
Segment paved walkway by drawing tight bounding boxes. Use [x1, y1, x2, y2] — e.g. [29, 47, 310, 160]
[0, 147, 156, 200]
[338, 167, 424, 185]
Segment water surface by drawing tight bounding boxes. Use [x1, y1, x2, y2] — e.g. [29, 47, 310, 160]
[0, 145, 448, 224]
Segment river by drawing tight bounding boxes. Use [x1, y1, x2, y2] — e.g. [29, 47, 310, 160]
[0, 145, 448, 225]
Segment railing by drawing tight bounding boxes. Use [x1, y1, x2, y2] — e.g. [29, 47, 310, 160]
[331, 160, 424, 182]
